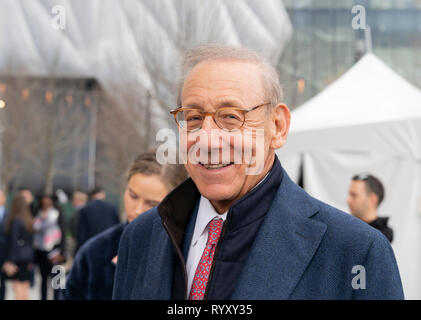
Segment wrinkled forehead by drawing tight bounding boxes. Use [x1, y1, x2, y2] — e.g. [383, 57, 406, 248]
[181, 59, 266, 105]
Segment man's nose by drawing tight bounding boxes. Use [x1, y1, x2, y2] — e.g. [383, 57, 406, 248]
[197, 116, 223, 150]
[201, 114, 219, 131]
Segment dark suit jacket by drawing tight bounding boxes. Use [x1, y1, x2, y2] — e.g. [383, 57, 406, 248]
[113, 168, 404, 300]
[76, 200, 120, 251]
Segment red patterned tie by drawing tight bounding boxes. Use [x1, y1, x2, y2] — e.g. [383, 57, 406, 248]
[188, 218, 224, 300]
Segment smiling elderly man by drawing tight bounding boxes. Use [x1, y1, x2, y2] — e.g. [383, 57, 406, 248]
[113, 44, 404, 300]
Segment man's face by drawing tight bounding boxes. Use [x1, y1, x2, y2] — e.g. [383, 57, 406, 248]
[347, 180, 371, 218]
[180, 60, 289, 212]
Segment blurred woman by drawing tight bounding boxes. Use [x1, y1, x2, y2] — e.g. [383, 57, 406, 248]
[2, 195, 34, 300]
[60, 150, 188, 299]
[33, 195, 65, 300]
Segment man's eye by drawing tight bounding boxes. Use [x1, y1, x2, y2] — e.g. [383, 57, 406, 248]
[222, 113, 240, 120]
[130, 193, 138, 199]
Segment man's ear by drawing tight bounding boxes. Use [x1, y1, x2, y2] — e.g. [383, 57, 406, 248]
[270, 104, 291, 150]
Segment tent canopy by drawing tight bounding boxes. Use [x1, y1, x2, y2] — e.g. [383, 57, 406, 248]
[281, 53, 421, 160]
[291, 53, 421, 132]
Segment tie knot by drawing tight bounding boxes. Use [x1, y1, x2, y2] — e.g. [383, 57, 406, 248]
[207, 218, 223, 245]
[209, 218, 223, 232]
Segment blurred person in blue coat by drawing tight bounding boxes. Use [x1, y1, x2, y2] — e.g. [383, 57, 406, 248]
[0, 189, 9, 300]
[60, 150, 188, 299]
[2, 195, 34, 300]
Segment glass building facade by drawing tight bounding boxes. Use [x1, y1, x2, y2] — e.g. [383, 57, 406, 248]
[279, 0, 421, 109]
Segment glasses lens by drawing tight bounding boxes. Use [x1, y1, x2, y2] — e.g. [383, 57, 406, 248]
[177, 109, 203, 131]
[216, 108, 245, 131]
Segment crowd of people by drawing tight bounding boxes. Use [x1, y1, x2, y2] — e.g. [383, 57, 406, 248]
[0, 150, 188, 300]
[0, 184, 122, 300]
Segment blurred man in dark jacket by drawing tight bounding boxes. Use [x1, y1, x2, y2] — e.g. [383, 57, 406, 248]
[69, 191, 88, 257]
[76, 187, 119, 252]
[347, 173, 393, 242]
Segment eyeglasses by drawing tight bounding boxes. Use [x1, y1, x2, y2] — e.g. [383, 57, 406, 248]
[170, 102, 271, 132]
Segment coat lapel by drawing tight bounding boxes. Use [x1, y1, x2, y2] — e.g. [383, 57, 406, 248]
[231, 170, 327, 300]
[141, 213, 174, 299]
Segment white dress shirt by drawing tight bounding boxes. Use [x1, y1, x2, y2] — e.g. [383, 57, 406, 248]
[186, 196, 227, 296]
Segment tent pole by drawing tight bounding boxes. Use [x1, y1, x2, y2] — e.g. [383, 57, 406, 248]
[365, 25, 373, 53]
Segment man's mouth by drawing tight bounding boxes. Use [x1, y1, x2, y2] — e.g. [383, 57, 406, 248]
[199, 162, 234, 170]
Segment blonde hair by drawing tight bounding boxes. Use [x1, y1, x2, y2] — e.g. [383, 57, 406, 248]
[127, 150, 188, 191]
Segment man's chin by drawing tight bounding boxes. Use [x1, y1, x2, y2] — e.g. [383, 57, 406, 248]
[196, 183, 238, 202]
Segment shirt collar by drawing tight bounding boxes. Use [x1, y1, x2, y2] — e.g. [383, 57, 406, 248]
[191, 196, 227, 246]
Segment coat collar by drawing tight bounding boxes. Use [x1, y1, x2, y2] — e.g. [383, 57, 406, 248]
[157, 156, 283, 246]
[231, 168, 327, 299]
[158, 178, 201, 248]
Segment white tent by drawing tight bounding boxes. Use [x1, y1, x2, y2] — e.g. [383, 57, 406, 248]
[277, 53, 421, 299]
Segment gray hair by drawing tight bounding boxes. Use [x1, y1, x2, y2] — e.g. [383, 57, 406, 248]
[176, 44, 284, 110]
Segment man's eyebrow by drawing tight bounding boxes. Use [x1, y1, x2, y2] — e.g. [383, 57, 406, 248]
[216, 99, 242, 108]
[182, 103, 202, 109]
